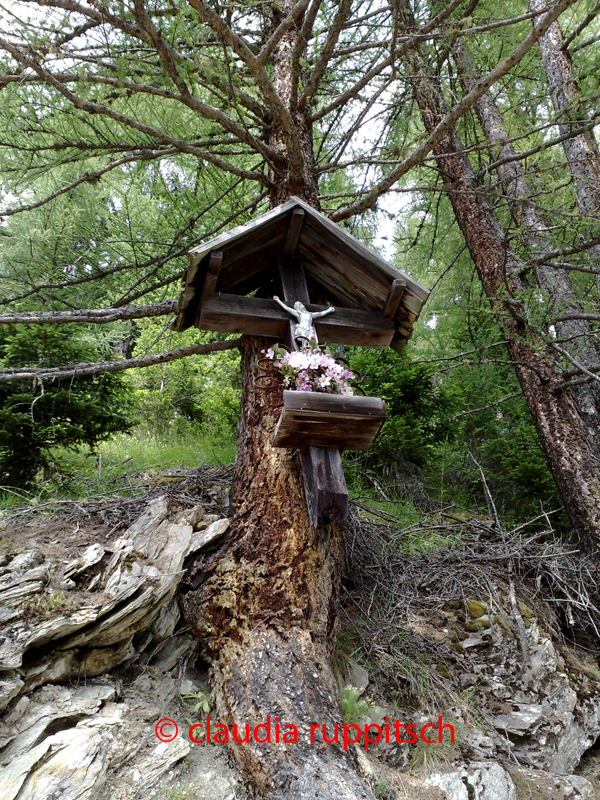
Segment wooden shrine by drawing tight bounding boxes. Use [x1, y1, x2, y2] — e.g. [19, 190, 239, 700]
[174, 197, 429, 527]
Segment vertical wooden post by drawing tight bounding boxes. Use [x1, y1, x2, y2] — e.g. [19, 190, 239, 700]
[195, 250, 223, 327]
[277, 224, 348, 528]
[301, 446, 348, 527]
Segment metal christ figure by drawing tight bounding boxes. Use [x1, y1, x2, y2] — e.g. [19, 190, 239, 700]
[273, 296, 335, 349]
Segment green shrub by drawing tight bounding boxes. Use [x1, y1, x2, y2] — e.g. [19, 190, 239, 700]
[0, 326, 135, 487]
[349, 348, 452, 468]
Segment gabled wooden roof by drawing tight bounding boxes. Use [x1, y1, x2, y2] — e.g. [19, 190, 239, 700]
[174, 196, 429, 351]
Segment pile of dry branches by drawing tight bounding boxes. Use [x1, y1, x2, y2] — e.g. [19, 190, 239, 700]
[342, 503, 600, 705]
[0, 464, 233, 530]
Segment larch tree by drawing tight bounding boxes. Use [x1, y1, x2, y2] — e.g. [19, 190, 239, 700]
[0, 0, 598, 796]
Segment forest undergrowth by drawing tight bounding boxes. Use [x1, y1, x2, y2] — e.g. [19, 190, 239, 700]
[2, 427, 596, 718]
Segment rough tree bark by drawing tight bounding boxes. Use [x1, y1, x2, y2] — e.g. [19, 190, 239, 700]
[181, 2, 374, 798]
[184, 338, 371, 799]
[403, 44, 600, 548]
[528, 0, 600, 291]
[454, 44, 600, 453]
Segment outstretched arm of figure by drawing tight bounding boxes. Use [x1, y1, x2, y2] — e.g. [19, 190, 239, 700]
[273, 295, 300, 320]
[311, 305, 336, 319]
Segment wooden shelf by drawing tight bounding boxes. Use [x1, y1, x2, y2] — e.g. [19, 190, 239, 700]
[272, 391, 386, 451]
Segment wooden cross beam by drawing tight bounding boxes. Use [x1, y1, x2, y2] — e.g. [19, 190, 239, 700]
[199, 293, 394, 348]
[382, 278, 406, 319]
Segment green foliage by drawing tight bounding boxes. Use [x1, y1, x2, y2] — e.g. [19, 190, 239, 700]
[130, 323, 241, 440]
[43, 430, 236, 499]
[450, 394, 559, 519]
[350, 348, 453, 468]
[183, 689, 212, 714]
[0, 326, 135, 487]
[339, 686, 372, 725]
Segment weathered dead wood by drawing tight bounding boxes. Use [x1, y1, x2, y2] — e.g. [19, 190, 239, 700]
[198, 294, 394, 347]
[301, 446, 348, 527]
[279, 254, 311, 307]
[276, 253, 350, 528]
[201, 251, 223, 299]
[0, 339, 241, 383]
[272, 391, 386, 450]
[0, 300, 177, 326]
[177, 197, 429, 343]
[382, 279, 406, 319]
[283, 207, 305, 254]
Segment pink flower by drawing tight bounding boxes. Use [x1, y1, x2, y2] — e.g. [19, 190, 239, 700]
[269, 343, 354, 395]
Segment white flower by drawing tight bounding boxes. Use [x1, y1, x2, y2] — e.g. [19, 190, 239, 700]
[285, 351, 310, 370]
[340, 385, 354, 396]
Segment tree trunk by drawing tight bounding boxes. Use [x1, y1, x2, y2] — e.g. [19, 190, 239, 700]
[267, 0, 320, 208]
[453, 44, 600, 452]
[184, 337, 371, 799]
[528, 0, 600, 292]
[182, 3, 374, 797]
[403, 46, 600, 548]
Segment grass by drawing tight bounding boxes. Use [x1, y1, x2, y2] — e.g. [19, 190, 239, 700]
[407, 715, 462, 774]
[0, 427, 236, 509]
[339, 685, 372, 725]
[57, 429, 236, 494]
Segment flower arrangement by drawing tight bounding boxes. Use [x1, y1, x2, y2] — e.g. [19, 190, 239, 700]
[262, 343, 355, 395]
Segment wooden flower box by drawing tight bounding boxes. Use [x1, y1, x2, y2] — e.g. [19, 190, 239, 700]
[272, 390, 386, 451]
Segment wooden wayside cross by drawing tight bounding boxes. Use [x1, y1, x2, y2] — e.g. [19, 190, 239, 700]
[173, 197, 429, 530]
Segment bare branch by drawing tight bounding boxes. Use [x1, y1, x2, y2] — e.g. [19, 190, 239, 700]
[0, 300, 177, 326]
[290, 0, 323, 109]
[556, 312, 600, 323]
[552, 343, 600, 386]
[528, 236, 600, 266]
[0, 339, 242, 382]
[188, 0, 306, 182]
[477, 117, 600, 178]
[299, 0, 352, 109]
[331, 0, 579, 221]
[561, 1, 600, 50]
[449, 392, 522, 421]
[311, 0, 467, 123]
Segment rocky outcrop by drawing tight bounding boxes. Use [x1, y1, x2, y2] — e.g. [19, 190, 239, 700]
[0, 496, 230, 708]
[3, 489, 600, 800]
[0, 673, 242, 800]
[0, 494, 235, 799]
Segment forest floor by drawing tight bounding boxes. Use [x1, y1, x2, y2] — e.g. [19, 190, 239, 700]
[2, 456, 600, 800]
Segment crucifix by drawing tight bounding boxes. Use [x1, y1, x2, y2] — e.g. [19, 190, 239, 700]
[273, 208, 353, 527]
[272, 296, 335, 349]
